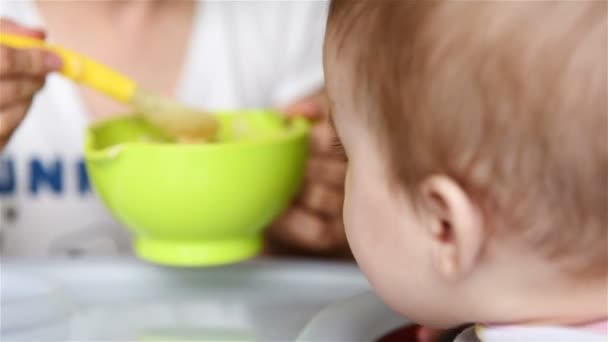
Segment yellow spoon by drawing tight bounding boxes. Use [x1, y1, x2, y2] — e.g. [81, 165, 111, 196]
[0, 32, 219, 142]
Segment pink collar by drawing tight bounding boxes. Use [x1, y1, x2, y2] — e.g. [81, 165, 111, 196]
[481, 318, 607, 333]
[576, 319, 608, 334]
[476, 319, 608, 340]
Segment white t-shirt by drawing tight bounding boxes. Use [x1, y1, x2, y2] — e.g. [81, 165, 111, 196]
[0, 0, 327, 258]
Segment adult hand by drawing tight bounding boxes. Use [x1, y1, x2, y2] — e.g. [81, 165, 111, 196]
[0, 18, 62, 150]
[265, 91, 350, 257]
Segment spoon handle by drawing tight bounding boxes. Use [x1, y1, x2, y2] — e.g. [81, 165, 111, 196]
[0, 32, 137, 104]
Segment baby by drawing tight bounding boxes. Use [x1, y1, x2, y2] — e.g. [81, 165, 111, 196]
[323, 1, 607, 341]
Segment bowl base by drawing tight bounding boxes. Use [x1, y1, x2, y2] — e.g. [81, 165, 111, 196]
[135, 236, 263, 266]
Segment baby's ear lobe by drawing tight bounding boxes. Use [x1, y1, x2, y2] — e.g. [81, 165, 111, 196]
[420, 175, 485, 280]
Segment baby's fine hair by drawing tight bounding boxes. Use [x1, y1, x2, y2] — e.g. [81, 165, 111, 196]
[327, 0, 607, 276]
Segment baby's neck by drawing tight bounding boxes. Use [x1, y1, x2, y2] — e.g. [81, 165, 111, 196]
[468, 249, 607, 327]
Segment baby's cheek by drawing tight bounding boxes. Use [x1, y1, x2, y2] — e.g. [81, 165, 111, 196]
[342, 170, 375, 262]
[342, 167, 366, 237]
[342, 171, 355, 238]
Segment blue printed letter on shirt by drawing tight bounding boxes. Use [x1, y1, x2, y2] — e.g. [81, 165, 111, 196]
[76, 159, 91, 195]
[0, 158, 16, 195]
[29, 158, 63, 195]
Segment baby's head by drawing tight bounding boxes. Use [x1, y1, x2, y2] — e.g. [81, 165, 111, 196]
[324, 0, 607, 327]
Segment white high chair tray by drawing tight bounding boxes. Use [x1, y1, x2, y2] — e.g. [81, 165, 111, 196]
[1, 257, 372, 341]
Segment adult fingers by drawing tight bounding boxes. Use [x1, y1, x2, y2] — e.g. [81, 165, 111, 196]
[0, 46, 62, 76]
[0, 77, 44, 108]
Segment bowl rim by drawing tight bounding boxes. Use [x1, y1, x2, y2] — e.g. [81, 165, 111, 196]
[84, 110, 310, 162]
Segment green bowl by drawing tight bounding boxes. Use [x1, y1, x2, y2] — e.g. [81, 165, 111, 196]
[84, 110, 310, 266]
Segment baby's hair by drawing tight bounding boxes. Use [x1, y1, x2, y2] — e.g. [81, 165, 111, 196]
[327, 0, 607, 276]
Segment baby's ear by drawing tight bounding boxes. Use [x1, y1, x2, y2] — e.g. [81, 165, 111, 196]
[419, 175, 485, 280]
